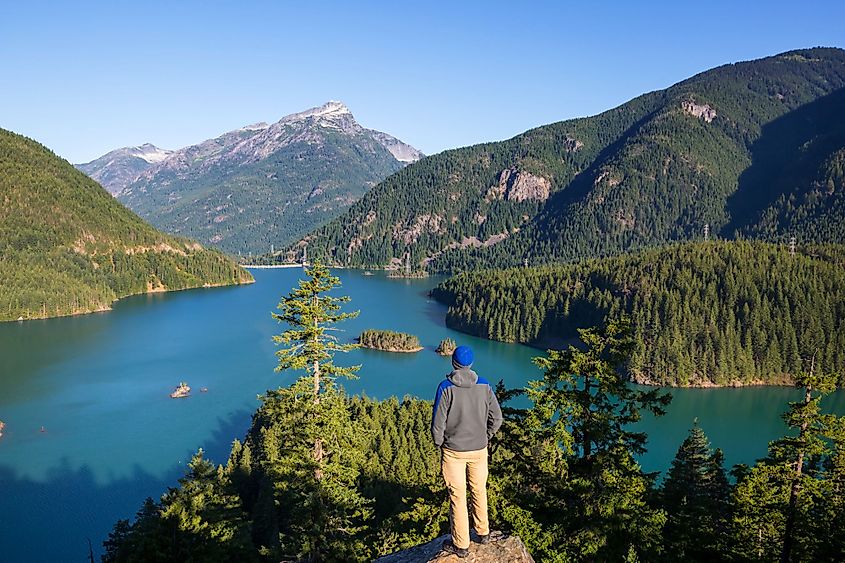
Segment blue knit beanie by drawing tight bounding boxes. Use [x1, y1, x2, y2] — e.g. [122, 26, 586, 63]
[452, 345, 474, 369]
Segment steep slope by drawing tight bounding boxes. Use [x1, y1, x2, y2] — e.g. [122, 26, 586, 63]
[76, 143, 173, 195]
[0, 128, 252, 322]
[731, 87, 845, 241]
[431, 241, 845, 387]
[279, 48, 845, 271]
[93, 101, 422, 255]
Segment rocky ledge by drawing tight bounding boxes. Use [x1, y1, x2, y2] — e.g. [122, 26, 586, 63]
[375, 532, 534, 563]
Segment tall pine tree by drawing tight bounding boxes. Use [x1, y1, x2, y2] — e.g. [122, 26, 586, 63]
[253, 262, 372, 561]
[732, 356, 839, 562]
[661, 422, 730, 560]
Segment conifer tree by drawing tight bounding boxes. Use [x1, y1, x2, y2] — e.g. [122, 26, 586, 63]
[271, 261, 360, 476]
[259, 261, 372, 561]
[500, 316, 672, 560]
[661, 422, 730, 560]
[816, 416, 845, 559]
[732, 356, 839, 562]
[157, 449, 255, 562]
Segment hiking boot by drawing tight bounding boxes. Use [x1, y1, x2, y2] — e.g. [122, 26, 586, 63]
[442, 539, 469, 558]
[475, 533, 490, 545]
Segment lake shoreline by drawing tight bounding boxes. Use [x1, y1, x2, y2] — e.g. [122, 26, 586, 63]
[2, 267, 843, 563]
[440, 325, 803, 390]
[1, 278, 254, 324]
[359, 344, 424, 353]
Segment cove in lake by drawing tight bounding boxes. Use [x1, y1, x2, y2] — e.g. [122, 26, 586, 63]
[0, 268, 843, 561]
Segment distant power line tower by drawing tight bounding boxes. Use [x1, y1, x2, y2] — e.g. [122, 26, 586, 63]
[270, 244, 274, 255]
[789, 236, 796, 256]
[703, 223, 709, 241]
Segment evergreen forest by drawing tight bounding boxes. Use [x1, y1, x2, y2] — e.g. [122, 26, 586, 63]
[359, 329, 423, 352]
[432, 241, 845, 387]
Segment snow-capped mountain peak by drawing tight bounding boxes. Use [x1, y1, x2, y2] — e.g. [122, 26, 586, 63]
[277, 101, 353, 127]
[127, 143, 173, 164]
[78, 101, 422, 199]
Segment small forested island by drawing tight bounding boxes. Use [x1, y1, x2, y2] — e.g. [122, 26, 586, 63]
[432, 240, 845, 387]
[386, 270, 428, 279]
[358, 329, 423, 352]
[435, 337, 456, 356]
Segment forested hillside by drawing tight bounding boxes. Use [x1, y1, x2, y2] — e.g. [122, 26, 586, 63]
[432, 241, 845, 387]
[0, 128, 252, 322]
[275, 48, 845, 271]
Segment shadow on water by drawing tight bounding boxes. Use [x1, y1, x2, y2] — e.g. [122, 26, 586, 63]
[422, 295, 449, 328]
[0, 315, 109, 407]
[0, 461, 180, 563]
[0, 408, 256, 563]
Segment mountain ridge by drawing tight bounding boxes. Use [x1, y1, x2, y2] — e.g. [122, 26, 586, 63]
[76, 102, 423, 256]
[273, 47, 845, 271]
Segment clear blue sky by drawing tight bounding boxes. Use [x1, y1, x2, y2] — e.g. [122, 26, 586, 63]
[1, 0, 843, 163]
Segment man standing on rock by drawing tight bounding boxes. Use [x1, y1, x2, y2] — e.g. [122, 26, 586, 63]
[431, 345, 503, 558]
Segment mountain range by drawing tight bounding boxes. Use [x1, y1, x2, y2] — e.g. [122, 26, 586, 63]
[0, 128, 251, 322]
[76, 102, 422, 255]
[274, 48, 845, 272]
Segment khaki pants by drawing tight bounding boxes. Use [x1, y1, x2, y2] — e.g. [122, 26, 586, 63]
[441, 447, 490, 550]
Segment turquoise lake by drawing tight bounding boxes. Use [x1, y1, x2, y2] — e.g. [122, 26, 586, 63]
[1, 268, 843, 561]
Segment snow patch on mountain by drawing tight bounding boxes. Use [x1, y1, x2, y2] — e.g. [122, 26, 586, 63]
[239, 122, 270, 132]
[128, 143, 173, 163]
[283, 100, 351, 122]
[369, 130, 424, 163]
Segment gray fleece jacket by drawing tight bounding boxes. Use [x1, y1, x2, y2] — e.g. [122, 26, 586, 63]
[431, 367, 503, 451]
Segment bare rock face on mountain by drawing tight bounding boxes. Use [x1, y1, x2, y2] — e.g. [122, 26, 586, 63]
[681, 99, 717, 122]
[369, 129, 426, 163]
[487, 168, 551, 202]
[374, 532, 535, 563]
[77, 101, 423, 255]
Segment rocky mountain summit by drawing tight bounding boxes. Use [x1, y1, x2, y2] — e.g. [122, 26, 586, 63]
[76, 143, 173, 195]
[129, 101, 418, 181]
[374, 532, 534, 563]
[77, 101, 422, 255]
